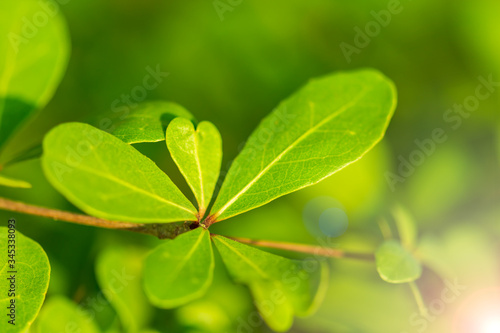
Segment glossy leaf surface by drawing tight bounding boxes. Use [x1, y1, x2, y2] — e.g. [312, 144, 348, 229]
[143, 228, 214, 308]
[42, 122, 197, 223]
[167, 117, 222, 215]
[211, 69, 396, 221]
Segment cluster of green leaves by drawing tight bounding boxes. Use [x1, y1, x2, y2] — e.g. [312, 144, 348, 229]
[0, 3, 399, 330]
[37, 69, 396, 331]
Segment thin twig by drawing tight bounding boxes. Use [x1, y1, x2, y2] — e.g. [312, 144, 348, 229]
[409, 281, 429, 318]
[224, 235, 375, 261]
[0, 197, 156, 236]
[378, 217, 393, 240]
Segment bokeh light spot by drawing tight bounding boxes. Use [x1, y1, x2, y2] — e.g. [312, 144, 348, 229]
[302, 196, 347, 237]
[454, 288, 500, 333]
[319, 207, 349, 237]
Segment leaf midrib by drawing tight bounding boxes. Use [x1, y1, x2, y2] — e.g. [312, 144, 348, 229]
[168, 229, 205, 282]
[213, 86, 372, 220]
[49, 155, 195, 215]
[193, 128, 205, 211]
[214, 236, 270, 280]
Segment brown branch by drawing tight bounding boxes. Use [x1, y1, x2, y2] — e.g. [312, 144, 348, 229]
[0, 197, 186, 238]
[0, 197, 377, 254]
[223, 235, 375, 261]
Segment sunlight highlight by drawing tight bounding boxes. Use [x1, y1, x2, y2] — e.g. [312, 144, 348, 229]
[480, 317, 500, 333]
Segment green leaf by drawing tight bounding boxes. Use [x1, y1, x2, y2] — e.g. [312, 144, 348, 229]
[96, 246, 152, 332]
[392, 205, 417, 250]
[375, 240, 422, 284]
[143, 228, 214, 308]
[459, 0, 500, 74]
[248, 280, 295, 331]
[212, 235, 328, 332]
[35, 296, 100, 333]
[0, 0, 69, 157]
[0, 226, 50, 333]
[2, 144, 43, 166]
[176, 300, 233, 333]
[107, 101, 195, 144]
[210, 69, 396, 221]
[0, 173, 31, 188]
[42, 122, 197, 223]
[167, 118, 222, 216]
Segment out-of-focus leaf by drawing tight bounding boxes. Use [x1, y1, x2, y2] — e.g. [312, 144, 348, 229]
[210, 69, 396, 222]
[406, 145, 475, 225]
[143, 228, 214, 308]
[96, 245, 152, 332]
[0, 227, 50, 333]
[375, 240, 422, 283]
[175, 252, 252, 333]
[298, 259, 416, 333]
[176, 300, 232, 333]
[459, 0, 500, 73]
[212, 235, 328, 332]
[0, 0, 69, 159]
[417, 223, 500, 287]
[0, 173, 31, 188]
[2, 144, 43, 166]
[36, 296, 100, 333]
[167, 117, 222, 216]
[105, 101, 195, 144]
[0, 159, 65, 209]
[392, 205, 417, 250]
[42, 122, 197, 223]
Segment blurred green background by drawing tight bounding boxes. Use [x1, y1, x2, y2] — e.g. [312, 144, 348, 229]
[1, 0, 500, 332]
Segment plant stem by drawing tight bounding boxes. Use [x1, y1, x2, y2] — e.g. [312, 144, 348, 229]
[409, 281, 429, 318]
[0, 197, 378, 253]
[0, 197, 172, 238]
[225, 235, 375, 261]
[202, 214, 217, 227]
[378, 218, 393, 240]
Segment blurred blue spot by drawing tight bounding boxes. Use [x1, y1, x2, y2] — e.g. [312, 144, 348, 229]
[302, 196, 347, 237]
[319, 207, 349, 237]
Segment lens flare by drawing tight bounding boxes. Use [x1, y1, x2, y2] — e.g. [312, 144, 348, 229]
[454, 288, 500, 333]
[480, 317, 500, 333]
